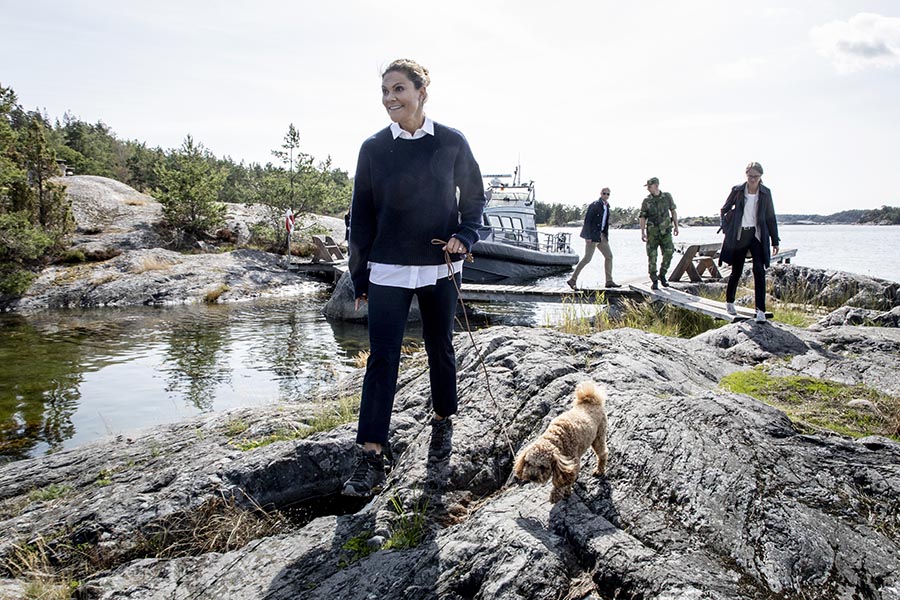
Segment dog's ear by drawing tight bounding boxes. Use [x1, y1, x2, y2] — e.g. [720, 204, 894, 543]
[513, 449, 526, 479]
[551, 450, 578, 488]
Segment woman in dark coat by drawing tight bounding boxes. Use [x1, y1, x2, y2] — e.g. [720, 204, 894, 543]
[719, 161, 780, 323]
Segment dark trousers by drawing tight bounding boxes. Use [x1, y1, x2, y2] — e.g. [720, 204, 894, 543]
[356, 273, 460, 445]
[726, 227, 767, 311]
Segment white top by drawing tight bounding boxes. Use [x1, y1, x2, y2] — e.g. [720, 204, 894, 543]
[370, 116, 464, 289]
[742, 191, 759, 228]
[742, 190, 761, 241]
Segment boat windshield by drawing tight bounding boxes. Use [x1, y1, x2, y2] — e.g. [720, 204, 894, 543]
[490, 190, 530, 202]
[486, 186, 533, 205]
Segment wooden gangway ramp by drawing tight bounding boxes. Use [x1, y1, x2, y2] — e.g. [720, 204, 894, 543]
[460, 283, 638, 304]
[629, 282, 772, 322]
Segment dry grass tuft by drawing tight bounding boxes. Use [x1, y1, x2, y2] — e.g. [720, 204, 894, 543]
[1, 495, 285, 594]
[130, 255, 175, 274]
[130, 495, 284, 559]
[553, 294, 721, 339]
[204, 284, 230, 303]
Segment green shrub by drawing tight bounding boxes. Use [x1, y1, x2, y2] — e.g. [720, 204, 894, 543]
[0, 266, 38, 296]
[60, 249, 85, 263]
[0, 211, 53, 263]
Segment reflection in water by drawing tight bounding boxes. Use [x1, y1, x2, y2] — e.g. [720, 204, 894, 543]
[0, 316, 84, 460]
[0, 283, 374, 461]
[162, 316, 232, 411]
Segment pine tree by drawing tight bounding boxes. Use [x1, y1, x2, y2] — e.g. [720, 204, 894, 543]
[154, 135, 225, 243]
[17, 116, 71, 234]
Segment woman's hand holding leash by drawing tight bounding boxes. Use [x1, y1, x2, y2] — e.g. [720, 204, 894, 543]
[443, 237, 467, 254]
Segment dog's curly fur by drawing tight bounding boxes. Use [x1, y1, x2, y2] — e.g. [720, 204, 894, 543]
[513, 381, 608, 503]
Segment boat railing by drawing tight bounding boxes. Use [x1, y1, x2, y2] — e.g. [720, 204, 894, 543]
[541, 231, 573, 254]
[482, 226, 539, 249]
[480, 227, 574, 254]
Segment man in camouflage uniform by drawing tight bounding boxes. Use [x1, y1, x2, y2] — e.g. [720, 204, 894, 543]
[639, 177, 679, 290]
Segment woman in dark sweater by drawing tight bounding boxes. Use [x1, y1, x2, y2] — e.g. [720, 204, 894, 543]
[342, 59, 485, 497]
[719, 161, 780, 323]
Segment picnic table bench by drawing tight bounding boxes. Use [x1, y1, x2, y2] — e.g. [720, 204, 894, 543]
[670, 243, 723, 282]
[311, 235, 345, 263]
[669, 242, 797, 283]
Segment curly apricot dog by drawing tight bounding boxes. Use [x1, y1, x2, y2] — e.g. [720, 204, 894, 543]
[513, 381, 608, 502]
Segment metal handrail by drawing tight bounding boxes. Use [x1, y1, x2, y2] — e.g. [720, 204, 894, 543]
[480, 227, 574, 254]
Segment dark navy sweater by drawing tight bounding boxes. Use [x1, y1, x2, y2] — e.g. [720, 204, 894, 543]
[348, 122, 485, 298]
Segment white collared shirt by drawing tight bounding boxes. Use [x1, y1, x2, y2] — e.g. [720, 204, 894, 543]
[371, 116, 464, 289]
[389, 117, 435, 140]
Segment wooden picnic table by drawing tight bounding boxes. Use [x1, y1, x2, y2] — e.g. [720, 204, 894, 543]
[670, 242, 723, 282]
[669, 242, 798, 283]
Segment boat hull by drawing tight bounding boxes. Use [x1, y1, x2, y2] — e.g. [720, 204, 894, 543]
[463, 240, 577, 283]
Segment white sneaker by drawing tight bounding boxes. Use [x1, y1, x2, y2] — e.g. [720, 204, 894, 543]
[725, 302, 736, 315]
[755, 309, 766, 323]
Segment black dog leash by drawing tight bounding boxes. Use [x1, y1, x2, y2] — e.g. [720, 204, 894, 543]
[432, 239, 515, 459]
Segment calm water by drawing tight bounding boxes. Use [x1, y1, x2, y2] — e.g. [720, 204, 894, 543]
[2, 225, 898, 461]
[0, 283, 371, 460]
[542, 224, 900, 288]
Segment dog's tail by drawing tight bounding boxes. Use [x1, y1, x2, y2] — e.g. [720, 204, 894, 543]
[574, 380, 606, 406]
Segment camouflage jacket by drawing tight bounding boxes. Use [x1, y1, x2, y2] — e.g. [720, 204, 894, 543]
[639, 192, 676, 230]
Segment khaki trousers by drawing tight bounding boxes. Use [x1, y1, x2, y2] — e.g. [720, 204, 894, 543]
[570, 236, 613, 284]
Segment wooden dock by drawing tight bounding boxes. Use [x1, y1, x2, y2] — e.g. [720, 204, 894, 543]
[629, 282, 771, 322]
[287, 259, 637, 303]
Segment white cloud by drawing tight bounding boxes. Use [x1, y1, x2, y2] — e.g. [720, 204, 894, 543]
[810, 12, 900, 73]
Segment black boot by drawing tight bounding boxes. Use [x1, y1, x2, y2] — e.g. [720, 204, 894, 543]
[428, 417, 453, 462]
[341, 450, 386, 497]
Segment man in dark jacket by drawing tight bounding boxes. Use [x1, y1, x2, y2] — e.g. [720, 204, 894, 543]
[567, 188, 619, 289]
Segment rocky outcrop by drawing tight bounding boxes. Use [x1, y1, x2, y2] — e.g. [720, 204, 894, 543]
[815, 305, 900, 328]
[1, 323, 898, 599]
[6, 176, 342, 312]
[323, 271, 422, 323]
[769, 263, 900, 310]
[65, 175, 164, 253]
[9, 248, 315, 311]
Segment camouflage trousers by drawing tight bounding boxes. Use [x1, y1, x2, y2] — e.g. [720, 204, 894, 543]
[646, 227, 674, 281]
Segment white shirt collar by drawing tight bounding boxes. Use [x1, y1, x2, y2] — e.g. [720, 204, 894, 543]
[390, 116, 434, 140]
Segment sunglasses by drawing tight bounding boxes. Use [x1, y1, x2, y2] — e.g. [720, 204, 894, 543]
[601, 192, 610, 196]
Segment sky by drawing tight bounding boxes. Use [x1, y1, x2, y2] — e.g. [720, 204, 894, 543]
[2, 0, 899, 217]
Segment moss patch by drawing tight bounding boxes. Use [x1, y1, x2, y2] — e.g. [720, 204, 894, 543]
[720, 367, 900, 440]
